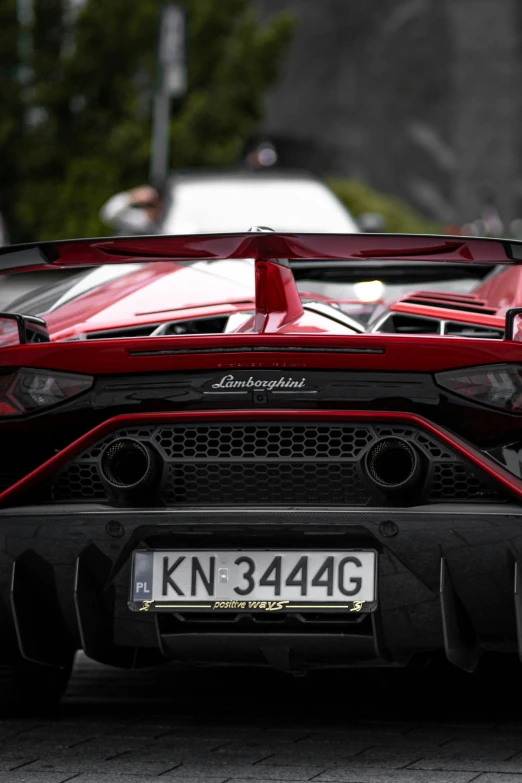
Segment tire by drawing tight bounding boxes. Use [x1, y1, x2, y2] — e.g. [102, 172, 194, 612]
[0, 656, 74, 715]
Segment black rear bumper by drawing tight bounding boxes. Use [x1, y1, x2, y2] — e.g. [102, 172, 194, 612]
[1, 504, 522, 673]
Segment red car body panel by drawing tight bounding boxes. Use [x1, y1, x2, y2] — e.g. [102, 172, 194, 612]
[4, 250, 360, 341]
[473, 264, 522, 311]
[43, 261, 256, 340]
[0, 232, 521, 371]
[3, 233, 522, 673]
[0, 331, 520, 375]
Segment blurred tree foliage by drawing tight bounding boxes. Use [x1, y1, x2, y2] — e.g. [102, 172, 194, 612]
[327, 178, 443, 234]
[0, 0, 294, 241]
[0, 0, 23, 241]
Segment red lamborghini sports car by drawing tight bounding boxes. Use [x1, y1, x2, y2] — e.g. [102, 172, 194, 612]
[1, 230, 522, 709]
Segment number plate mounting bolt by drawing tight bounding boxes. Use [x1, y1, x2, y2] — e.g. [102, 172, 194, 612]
[379, 520, 399, 538]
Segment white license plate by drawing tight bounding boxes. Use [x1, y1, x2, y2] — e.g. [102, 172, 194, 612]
[130, 550, 377, 613]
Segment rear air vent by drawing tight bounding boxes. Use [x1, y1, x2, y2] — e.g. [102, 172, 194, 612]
[444, 322, 503, 339]
[412, 291, 482, 303]
[86, 325, 160, 339]
[373, 313, 440, 334]
[401, 295, 496, 315]
[86, 316, 234, 340]
[373, 313, 503, 339]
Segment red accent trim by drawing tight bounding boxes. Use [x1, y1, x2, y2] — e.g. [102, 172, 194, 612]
[1, 409, 521, 507]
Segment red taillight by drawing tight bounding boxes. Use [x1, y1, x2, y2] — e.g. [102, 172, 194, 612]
[0, 369, 93, 416]
[436, 364, 522, 412]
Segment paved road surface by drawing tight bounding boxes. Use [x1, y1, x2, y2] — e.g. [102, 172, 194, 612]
[0, 653, 521, 782]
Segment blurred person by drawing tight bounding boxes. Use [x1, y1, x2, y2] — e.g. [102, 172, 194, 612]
[100, 185, 162, 235]
[100, 137, 280, 236]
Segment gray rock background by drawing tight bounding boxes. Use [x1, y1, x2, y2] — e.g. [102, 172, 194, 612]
[253, 0, 522, 226]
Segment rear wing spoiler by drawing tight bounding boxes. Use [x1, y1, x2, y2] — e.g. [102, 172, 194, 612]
[1, 232, 522, 339]
[0, 232, 521, 274]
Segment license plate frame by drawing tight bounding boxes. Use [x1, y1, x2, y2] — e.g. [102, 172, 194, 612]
[129, 549, 378, 614]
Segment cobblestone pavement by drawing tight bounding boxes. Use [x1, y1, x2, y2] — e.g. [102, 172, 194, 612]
[0, 653, 521, 782]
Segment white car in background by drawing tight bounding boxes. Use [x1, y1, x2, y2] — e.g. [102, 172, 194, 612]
[159, 169, 359, 234]
[100, 169, 360, 236]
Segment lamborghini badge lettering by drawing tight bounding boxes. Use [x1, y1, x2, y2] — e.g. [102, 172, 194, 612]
[211, 374, 307, 391]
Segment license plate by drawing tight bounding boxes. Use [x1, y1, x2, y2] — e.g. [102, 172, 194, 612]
[129, 550, 377, 613]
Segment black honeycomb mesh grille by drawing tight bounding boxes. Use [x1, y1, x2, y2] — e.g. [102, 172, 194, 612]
[428, 463, 496, 500]
[162, 462, 369, 505]
[53, 463, 106, 501]
[51, 421, 502, 505]
[153, 424, 376, 460]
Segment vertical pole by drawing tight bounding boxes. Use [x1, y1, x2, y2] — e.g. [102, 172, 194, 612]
[149, 4, 187, 190]
[150, 85, 171, 191]
[16, 0, 33, 86]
